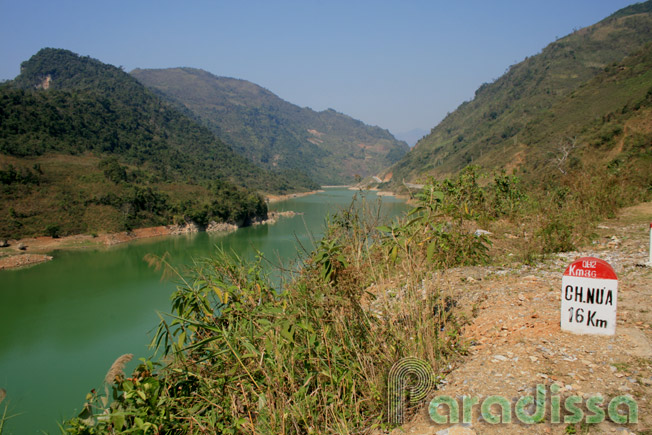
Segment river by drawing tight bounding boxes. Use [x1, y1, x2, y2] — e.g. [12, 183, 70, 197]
[0, 188, 408, 434]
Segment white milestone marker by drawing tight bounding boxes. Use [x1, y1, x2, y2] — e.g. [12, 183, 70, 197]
[561, 257, 618, 336]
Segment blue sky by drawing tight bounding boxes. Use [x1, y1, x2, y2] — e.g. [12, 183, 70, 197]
[0, 0, 640, 134]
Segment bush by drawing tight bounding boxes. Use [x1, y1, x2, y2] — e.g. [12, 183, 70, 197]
[63, 197, 469, 433]
[44, 224, 60, 238]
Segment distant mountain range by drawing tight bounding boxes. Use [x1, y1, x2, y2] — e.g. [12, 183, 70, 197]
[130, 68, 409, 185]
[384, 0, 652, 188]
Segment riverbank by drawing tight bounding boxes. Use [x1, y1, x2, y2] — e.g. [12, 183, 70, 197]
[266, 189, 324, 203]
[0, 210, 303, 271]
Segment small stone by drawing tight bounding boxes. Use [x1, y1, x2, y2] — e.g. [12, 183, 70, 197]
[493, 355, 508, 361]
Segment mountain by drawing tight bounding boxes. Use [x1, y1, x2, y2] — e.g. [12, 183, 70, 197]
[130, 68, 410, 185]
[0, 48, 318, 239]
[384, 1, 652, 186]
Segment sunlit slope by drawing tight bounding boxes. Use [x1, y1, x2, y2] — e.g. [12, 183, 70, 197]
[131, 67, 410, 185]
[385, 1, 652, 186]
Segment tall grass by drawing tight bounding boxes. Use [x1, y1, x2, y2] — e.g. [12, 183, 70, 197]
[62, 194, 476, 434]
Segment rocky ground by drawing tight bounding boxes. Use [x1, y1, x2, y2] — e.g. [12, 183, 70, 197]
[390, 202, 652, 435]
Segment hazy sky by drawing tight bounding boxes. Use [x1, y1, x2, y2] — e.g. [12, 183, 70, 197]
[0, 0, 639, 134]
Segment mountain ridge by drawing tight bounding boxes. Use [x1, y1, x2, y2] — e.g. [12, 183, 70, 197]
[130, 67, 409, 185]
[0, 48, 317, 239]
[384, 0, 652, 186]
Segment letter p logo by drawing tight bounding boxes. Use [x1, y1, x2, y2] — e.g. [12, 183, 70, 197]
[388, 357, 436, 425]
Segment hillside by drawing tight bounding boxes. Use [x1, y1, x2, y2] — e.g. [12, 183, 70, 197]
[130, 67, 410, 185]
[384, 1, 652, 187]
[0, 48, 318, 239]
[381, 202, 652, 434]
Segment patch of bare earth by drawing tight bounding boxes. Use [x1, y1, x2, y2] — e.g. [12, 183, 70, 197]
[386, 202, 652, 435]
[0, 253, 53, 270]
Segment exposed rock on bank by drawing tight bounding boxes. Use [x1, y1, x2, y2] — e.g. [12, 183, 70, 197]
[253, 210, 300, 226]
[206, 221, 238, 232]
[0, 254, 53, 270]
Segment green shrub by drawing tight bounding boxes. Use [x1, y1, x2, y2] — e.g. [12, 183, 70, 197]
[44, 224, 60, 239]
[63, 197, 469, 434]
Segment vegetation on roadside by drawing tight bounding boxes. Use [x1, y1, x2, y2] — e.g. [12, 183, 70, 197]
[61, 186, 491, 434]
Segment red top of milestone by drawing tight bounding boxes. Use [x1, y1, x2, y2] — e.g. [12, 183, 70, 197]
[563, 257, 617, 280]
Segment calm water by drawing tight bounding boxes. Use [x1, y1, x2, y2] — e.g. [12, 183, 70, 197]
[0, 188, 408, 434]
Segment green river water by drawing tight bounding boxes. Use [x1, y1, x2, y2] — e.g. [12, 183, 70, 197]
[0, 188, 408, 434]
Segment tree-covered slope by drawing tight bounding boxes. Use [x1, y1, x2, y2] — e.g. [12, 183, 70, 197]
[130, 67, 409, 185]
[385, 1, 652, 186]
[4, 48, 317, 192]
[0, 48, 318, 239]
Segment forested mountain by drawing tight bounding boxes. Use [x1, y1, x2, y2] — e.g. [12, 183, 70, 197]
[384, 1, 652, 187]
[130, 67, 410, 185]
[0, 48, 318, 239]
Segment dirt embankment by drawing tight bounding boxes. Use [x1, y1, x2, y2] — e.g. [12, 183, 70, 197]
[386, 202, 652, 435]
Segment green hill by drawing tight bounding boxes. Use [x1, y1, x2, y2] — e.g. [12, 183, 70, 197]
[130, 67, 409, 185]
[384, 1, 652, 186]
[0, 48, 318, 239]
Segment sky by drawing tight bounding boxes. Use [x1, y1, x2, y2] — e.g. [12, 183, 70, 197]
[0, 0, 641, 135]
